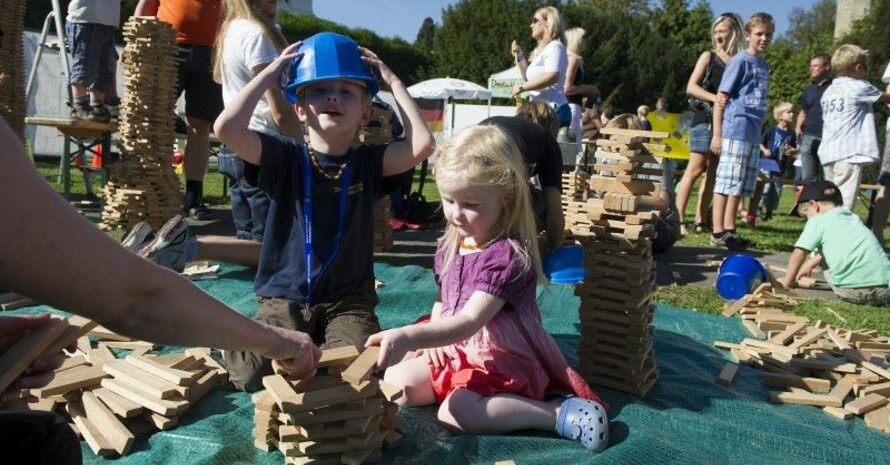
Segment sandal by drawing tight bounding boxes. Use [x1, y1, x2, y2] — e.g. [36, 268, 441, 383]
[556, 397, 609, 452]
[694, 222, 707, 234]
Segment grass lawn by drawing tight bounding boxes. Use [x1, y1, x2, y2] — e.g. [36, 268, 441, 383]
[36, 159, 890, 336]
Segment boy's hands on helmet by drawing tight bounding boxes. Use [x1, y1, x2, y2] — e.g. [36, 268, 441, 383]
[359, 47, 399, 91]
[271, 41, 304, 86]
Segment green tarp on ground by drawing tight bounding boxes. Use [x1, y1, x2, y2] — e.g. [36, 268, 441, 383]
[6, 263, 890, 464]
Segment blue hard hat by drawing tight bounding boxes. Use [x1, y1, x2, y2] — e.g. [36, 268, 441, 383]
[281, 32, 379, 104]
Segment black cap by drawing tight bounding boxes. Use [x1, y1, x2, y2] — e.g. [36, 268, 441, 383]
[790, 180, 843, 216]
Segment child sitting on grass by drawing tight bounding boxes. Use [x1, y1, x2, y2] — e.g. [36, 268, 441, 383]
[782, 180, 890, 306]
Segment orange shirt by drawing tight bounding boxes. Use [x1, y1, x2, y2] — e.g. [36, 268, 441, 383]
[157, 0, 221, 46]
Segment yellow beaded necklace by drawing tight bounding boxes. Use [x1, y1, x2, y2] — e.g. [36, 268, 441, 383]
[307, 143, 349, 181]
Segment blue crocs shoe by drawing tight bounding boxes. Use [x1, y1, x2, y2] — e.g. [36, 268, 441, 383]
[556, 397, 609, 452]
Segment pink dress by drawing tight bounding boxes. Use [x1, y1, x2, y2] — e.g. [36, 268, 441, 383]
[428, 239, 605, 407]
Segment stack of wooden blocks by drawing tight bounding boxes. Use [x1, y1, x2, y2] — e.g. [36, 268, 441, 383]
[0, 315, 225, 457]
[563, 127, 669, 397]
[0, 0, 27, 139]
[253, 346, 403, 464]
[716, 284, 890, 434]
[353, 105, 394, 252]
[101, 16, 182, 231]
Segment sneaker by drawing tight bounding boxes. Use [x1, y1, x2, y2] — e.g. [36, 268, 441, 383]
[90, 104, 112, 123]
[121, 221, 155, 253]
[555, 397, 609, 452]
[70, 103, 93, 121]
[724, 231, 753, 250]
[137, 215, 197, 272]
[186, 203, 215, 221]
[709, 233, 728, 247]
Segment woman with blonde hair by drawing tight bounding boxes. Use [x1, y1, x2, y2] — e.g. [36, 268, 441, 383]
[674, 12, 744, 235]
[211, 0, 303, 241]
[509, 6, 571, 131]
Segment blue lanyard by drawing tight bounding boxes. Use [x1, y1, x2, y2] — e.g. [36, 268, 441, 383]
[302, 144, 351, 307]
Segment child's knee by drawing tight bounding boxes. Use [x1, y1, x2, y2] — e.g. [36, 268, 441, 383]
[436, 389, 478, 433]
[223, 349, 272, 392]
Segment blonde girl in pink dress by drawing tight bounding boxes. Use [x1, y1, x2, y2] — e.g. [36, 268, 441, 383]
[366, 125, 610, 452]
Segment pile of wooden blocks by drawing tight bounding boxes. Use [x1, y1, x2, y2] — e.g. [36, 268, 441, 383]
[563, 127, 669, 397]
[253, 346, 403, 464]
[716, 283, 890, 434]
[0, 291, 38, 310]
[353, 104, 394, 252]
[0, 0, 27, 139]
[101, 16, 182, 231]
[0, 314, 225, 457]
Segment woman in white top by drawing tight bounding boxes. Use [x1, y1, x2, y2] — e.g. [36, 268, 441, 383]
[510, 6, 570, 129]
[210, 0, 303, 242]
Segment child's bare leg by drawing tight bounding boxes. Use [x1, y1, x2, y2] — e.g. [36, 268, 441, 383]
[724, 195, 742, 231]
[712, 193, 728, 234]
[382, 355, 435, 407]
[871, 185, 890, 244]
[196, 235, 261, 267]
[437, 388, 557, 434]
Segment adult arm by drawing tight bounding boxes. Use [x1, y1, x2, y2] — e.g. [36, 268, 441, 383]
[367, 291, 503, 369]
[361, 47, 434, 177]
[0, 119, 318, 375]
[795, 107, 807, 141]
[686, 51, 716, 102]
[564, 55, 581, 95]
[215, 42, 302, 165]
[511, 40, 528, 80]
[134, 0, 159, 16]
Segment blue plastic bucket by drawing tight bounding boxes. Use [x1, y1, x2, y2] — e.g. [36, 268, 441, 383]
[281, 32, 379, 103]
[716, 253, 767, 300]
[544, 245, 587, 285]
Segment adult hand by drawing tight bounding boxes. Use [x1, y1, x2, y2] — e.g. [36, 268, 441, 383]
[510, 40, 522, 55]
[365, 327, 412, 370]
[510, 83, 523, 97]
[261, 325, 320, 380]
[0, 314, 67, 403]
[359, 47, 399, 92]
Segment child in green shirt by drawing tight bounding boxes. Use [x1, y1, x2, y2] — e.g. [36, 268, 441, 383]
[783, 180, 890, 305]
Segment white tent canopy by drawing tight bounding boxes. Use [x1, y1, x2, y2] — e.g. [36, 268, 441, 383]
[407, 77, 491, 101]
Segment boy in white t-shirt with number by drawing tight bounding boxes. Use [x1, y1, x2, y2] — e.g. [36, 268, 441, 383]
[817, 44, 890, 211]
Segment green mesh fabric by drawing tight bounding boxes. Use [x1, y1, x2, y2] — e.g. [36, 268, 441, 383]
[6, 262, 890, 464]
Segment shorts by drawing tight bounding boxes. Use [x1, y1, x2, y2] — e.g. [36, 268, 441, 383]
[66, 22, 118, 91]
[176, 45, 224, 123]
[688, 122, 712, 154]
[714, 138, 760, 197]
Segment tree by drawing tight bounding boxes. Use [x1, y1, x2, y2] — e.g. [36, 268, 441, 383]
[415, 17, 437, 51]
[431, 0, 544, 86]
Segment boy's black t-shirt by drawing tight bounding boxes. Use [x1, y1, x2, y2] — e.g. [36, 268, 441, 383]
[250, 132, 387, 303]
[480, 116, 563, 192]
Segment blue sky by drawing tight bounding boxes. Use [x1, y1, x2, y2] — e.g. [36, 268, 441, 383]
[314, 0, 822, 42]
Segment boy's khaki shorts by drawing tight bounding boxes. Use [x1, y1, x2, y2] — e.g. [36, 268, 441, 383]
[224, 289, 380, 392]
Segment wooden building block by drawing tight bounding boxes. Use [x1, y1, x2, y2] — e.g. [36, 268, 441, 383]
[184, 347, 227, 376]
[721, 298, 750, 317]
[341, 346, 381, 384]
[100, 377, 188, 416]
[143, 410, 178, 430]
[741, 320, 766, 339]
[787, 328, 829, 353]
[86, 344, 117, 367]
[862, 361, 890, 381]
[263, 374, 302, 411]
[317, 346, 361, 369]
[41, 316, 98, 356]
[378, 379, 403, 402]
[769, 321, 808, 345]
[822, 406, 854, 420]
[125, 354, 196, 385]
[828, 376, 855, 402]
[716, 362, 739, 387]
[33, 365, 107, 398]
[769, 390, 842, 407]
[0, 317, 69, 393]
[82, 390, 135, 455]
[844, 393, 888, 415]
[56, 354, 89, 372]
[103, 359, 183, 399]
[762, 373, 831, 393]
[88, 325, 133, 342]
[67, 398, 116, 457]
[101, 341, 156, 351]
[94, 387, 144, 418]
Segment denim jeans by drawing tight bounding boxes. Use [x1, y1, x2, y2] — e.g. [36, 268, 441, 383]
[798, 134, 823, 182]
[217, 147, 270, 241]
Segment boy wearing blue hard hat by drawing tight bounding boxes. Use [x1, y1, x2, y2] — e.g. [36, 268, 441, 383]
[215, 33, 434, 391]
[782, 180, 890, 305]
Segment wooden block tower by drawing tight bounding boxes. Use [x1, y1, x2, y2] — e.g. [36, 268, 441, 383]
[353, 104, 395, 253]
[253, 347, 403, 464]
[0, 0, 27, 139]
[562, 127, 669, 397]
[101, 17, 182, 231]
